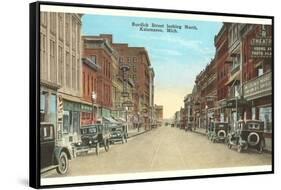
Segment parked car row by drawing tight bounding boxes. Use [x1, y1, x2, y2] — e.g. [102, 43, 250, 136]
[40, 121, 128, 175]
[182, 120, 266, 154]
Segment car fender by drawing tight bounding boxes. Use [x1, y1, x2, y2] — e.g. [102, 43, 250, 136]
[54, 146, 72, 165]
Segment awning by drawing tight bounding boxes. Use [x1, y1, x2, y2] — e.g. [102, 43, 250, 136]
[103, 116, 120, 124]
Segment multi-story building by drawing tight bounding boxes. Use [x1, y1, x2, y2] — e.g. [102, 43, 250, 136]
[83, 36, 115, 121]
[214, 23, 230, 122]
[40, 12, 83, 146]
[81, 57, 100, 126]
[241, 24, 272, 135]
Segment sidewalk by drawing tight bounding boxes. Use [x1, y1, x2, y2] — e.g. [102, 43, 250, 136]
[127, 127, 149, 138]
[191, 127, 272, 153]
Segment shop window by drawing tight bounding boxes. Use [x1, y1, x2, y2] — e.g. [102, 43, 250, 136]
[259, 107, 272, 133]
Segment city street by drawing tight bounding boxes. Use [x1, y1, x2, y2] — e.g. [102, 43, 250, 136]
[42, 126, 271, 178]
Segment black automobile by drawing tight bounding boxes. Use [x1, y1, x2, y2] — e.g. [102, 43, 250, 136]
[74, 124, 111, 155]
[227, 120, 265, 153]
[109, 124, 128, 144]
[40, 122, 72, 175]
[207, 122, 229, 143]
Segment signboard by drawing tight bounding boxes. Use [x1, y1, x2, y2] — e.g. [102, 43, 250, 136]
[250, 26, 272, 58]
[244, 71, 272, 99]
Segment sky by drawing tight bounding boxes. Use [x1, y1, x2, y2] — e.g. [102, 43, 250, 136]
[82, 14, 222, 119]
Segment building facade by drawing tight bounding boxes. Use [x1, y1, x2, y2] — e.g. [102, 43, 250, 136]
[83, 36, 114, 120]
[40, 12, 83, 147]
[81, 57, 100, 126]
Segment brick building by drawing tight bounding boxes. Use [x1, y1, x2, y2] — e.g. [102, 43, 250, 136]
[241, 24, 272, 135]
[83, 36, 115, 120]
[81, 57, 100, 126]
[214, 23, 230, 122]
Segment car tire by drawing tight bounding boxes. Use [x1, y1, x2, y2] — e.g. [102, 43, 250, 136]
[56, 152, 69, 175]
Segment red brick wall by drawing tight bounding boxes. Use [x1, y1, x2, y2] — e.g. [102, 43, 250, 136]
[83, 48, 112, 109]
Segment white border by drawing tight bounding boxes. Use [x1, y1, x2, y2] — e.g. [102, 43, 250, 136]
[39, 3, 272, 187]
[41, 165, 271, 186]
[41, 5, 272, 25]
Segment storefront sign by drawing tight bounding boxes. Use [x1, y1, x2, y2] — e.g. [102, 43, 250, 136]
[244, 71, 272, 100]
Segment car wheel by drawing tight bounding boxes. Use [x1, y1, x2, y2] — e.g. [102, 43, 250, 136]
[56, 152, 69, 175]
[96, 142, 100, 155]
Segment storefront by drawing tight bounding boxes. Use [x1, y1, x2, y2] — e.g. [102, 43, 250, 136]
[80, 103, 93, 126]
[40, 83, 59, 138]
[57, 99, 81, 147]
[243, 71, 272, 136]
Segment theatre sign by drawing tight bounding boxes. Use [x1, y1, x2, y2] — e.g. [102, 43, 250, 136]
[250, 25, 272, 58]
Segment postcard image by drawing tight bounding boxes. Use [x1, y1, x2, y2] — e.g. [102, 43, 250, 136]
[34, 3, 273, 187]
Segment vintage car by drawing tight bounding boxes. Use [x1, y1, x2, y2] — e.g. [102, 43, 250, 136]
[40, 122, 72, 175]
[74, 124, 111, 155]
[226, 120, 265, 153]
[109, 124, 128, 144]
[207, 121, 229, 143]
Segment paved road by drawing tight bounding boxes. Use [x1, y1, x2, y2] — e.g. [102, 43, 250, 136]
[42, 126, 271, 178]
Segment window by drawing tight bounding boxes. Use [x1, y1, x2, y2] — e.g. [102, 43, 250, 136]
[40, 12, 47, 27]
[65, 14, 70, 45]
[88, 75, 90, 96]
[83, 72, 85, 94]
[50, 13, 56, 35]
[127, 57, 131, 63]
[72, 56, 76, 89]
[133, 57, 137, 63]
[258, 67, 264, 77]
[40, 33, 47, 79]
[58, 46, 64, 85]
[58, 13, 63, 40]
[50, 40, 57, 82]
[77, 58, 80, 90]
[90, 55, 96, 63]
[66, 52, 70, 88]
[72, 18, 76, 50]
[119, 57, 124, 63]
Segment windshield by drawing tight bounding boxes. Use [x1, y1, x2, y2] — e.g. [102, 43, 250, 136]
[89, 127, 97, 133]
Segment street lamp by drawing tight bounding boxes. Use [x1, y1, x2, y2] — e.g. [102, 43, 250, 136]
[92, 91, 97, 124]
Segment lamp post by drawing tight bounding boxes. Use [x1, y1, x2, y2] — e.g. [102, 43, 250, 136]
[92, 91, 97, 124]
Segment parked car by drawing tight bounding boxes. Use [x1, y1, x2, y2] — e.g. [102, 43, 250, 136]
[207, 121, 229, 143]
[40, 122, 72, 175]
[74, 124, 111, 155]
[109, 124, 128, 144]
[185, 123, 193, 131]
[226, 120, 265, 153]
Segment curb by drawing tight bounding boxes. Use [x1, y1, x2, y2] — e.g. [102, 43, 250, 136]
[128, 129, 150, 138]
